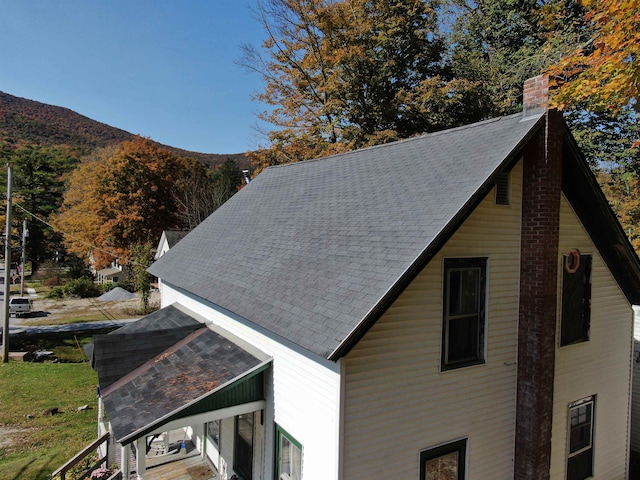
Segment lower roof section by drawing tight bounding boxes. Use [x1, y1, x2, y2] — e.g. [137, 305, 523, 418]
[95, 303, 271, 444]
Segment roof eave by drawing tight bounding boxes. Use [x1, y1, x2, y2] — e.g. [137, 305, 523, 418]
[117, 360, 271, 445]
[561, 126, 640, 305]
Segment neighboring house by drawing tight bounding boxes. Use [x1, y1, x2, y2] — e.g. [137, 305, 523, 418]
[95, 265, 123, 284]
[154, 230, 189, 260]
[91, 75, 640, 480]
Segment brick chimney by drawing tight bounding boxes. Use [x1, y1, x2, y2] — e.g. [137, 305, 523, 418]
[523, 75, 550, 116]
[515, 74, 563, 480]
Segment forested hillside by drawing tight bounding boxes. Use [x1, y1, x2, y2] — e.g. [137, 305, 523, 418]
[0, 91, 250, 273]
[0, 91, 249, 168]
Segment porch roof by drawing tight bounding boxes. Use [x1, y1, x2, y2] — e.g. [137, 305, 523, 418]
[90, 304, 203, 389]
[97, 267, 121, 277]
[96, 305, 271, 445]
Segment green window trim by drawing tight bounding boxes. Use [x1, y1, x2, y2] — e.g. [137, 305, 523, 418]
[275, 424, 303, 480]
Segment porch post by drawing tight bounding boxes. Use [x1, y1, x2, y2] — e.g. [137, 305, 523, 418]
[97, 396, 104, 435]
[120, 443, 130, 479]
[136, 437, 147, 479]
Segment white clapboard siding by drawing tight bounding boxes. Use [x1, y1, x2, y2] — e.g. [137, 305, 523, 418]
[630, 305, 640, 457]
[160, 286, 342, 480]
[341, 160, 524, 479]
[632, 305, 640, 453]
[549, 196, 633, 479]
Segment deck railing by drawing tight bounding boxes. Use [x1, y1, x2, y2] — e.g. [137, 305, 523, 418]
[51, 431, 111, 480]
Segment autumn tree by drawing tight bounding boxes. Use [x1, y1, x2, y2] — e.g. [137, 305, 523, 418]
[173, 158, 244, 229]
[52, 151, 109, 265]
[547, 0, 639, 115]
[54, 138, 211, 269]
[244, 0, 472, 169]
[541, 0, 640, 254]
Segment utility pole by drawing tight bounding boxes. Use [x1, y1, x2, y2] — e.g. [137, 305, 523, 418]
[20, 220, 27, 297]
[2, 165, 12, 363]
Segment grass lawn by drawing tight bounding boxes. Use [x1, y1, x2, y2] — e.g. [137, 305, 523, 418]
[0, 362, 99, 480]
[9, 329, 115, 363]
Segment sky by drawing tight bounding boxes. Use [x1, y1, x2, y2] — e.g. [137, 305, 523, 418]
[0, 0, 269, 154]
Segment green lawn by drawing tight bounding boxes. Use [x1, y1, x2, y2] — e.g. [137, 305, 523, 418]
[0, 362, 99, 480]
[9, 329, 115, 363]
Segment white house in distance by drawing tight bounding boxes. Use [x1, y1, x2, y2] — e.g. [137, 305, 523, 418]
[91, 75, 640, 480]
[154, 230, 189, 260]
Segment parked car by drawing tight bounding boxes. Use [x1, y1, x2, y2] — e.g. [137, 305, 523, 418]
[9, 297, 31, 317]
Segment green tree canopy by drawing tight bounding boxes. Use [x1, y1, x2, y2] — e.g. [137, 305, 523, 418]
[0, 144, 79, 270]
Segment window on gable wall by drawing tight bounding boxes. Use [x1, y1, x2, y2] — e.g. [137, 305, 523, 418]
[442, 258, 487, 370]
[567, 396, 595, 480]
[276, 425, 302, 480]
[420, 438, 467, 480]
[561, 251, 592, 346]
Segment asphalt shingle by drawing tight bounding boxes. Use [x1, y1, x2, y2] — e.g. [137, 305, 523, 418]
[91, 304, 202, 389]
[149, 113, 543, 359]
[102, 323, 267, 442]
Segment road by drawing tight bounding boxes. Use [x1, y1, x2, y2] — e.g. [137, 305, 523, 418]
[5, 318, 138, 335]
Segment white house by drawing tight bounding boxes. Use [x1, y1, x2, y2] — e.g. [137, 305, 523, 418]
[91, 76, 640, 480]
[154, 230, 189, 260]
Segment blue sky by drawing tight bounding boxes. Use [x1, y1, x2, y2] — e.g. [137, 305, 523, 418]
[0, 1, 268, 154]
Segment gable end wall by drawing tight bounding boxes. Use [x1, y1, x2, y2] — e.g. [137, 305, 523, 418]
[342, 160, 524, 479]
[550, 196, 633, 478]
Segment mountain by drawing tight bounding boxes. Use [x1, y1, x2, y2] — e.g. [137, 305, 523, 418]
[0, 91, 250, 168]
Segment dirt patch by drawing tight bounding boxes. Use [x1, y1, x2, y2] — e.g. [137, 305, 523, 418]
[0, 426, 30, 449]
[15, 292, 159, 325]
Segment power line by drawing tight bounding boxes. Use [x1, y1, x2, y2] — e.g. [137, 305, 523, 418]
[12, 203, 150, 268]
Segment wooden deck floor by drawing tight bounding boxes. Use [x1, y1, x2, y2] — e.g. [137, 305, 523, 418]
[137, 454, 217, 480]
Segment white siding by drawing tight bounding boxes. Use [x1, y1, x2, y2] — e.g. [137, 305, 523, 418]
[160, 287, 342, 480]
[632, 305, 640, 452]
[342, 160, 524, 479]
[550, 196, 633, 479]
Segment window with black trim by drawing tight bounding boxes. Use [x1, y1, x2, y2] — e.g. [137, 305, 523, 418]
[420, 438, 467, 480]
[442, 258, 487, 370]
[276, 425, 302, 480]
[561, 251, 592, 346]
[234, 413, 254, 480]
[567, 396, 595, 480]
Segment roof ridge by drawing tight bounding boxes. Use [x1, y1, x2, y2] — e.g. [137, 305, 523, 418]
[102, 326, 208, 396]
[265, 113, 527, 171]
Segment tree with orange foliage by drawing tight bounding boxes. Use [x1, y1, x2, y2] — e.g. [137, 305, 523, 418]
[54, 138, 211, 269]
[243, 0, 470, 171]
[548, 0, 639, 115]
[51, 154, 107, 265]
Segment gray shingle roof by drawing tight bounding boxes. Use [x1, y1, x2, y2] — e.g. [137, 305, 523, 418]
[164, 230, 189, 247]
[149, 113, 544, 359]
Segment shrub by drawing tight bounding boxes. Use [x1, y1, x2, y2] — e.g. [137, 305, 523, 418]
[116, 278, 135, 293]
[46, 278, 102, 299]
[47, 286, 66, 299]
[32, 260, 65, 286]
